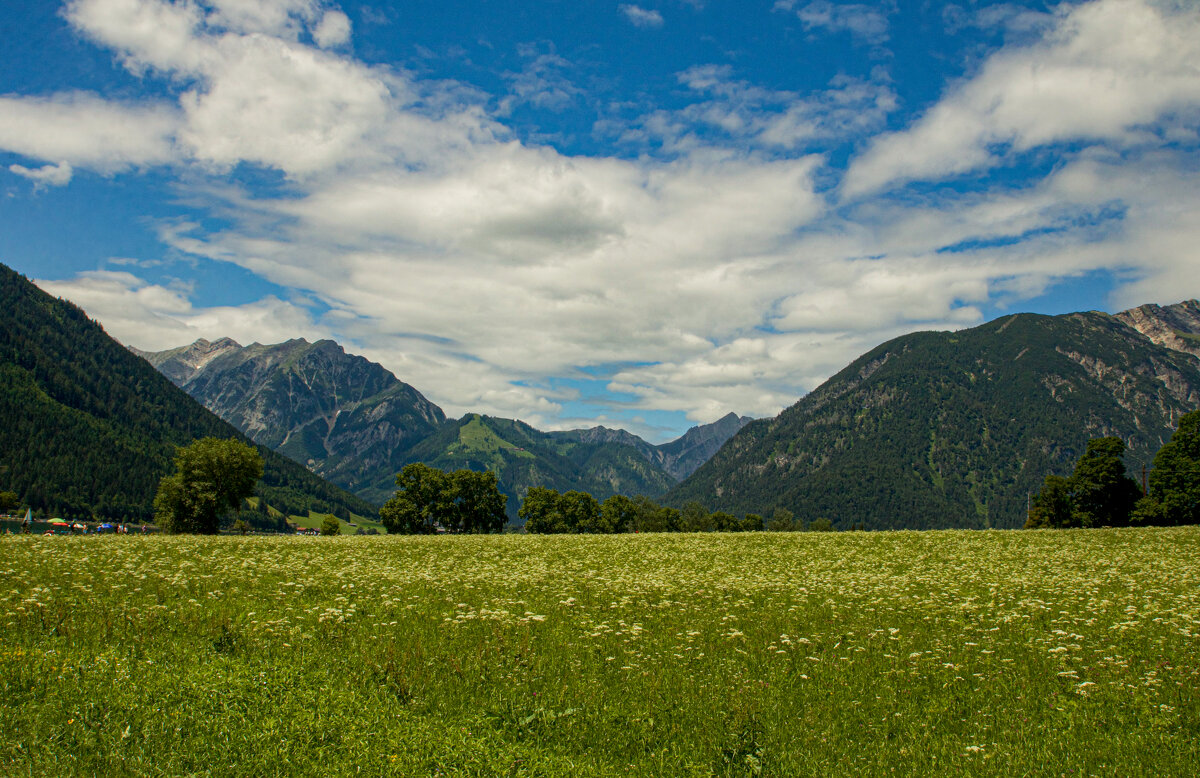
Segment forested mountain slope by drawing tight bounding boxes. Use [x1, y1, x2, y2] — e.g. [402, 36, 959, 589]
[0, 264, 376, 522]
[396, 414, 677, 516]
[670, 308, 1200, 530]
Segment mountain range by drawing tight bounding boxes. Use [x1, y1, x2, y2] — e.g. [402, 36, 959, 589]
[670, 304, 1200, 530]
[13, 250, 1199, 532]
[134, 338, 753, 511]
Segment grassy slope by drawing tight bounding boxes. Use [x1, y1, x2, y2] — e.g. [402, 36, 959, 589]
[3, 528, 1198, 776]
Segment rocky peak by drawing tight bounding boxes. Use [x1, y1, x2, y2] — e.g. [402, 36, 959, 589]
[1116, 300, 1200, 362]
[131, 336, 243, 385]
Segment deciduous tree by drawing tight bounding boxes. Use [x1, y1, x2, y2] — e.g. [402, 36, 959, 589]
[379, 463, 450, 534]
[154, 438, 264, 534]
[449, 469, 507, 533]
[520, 487, 567, 533]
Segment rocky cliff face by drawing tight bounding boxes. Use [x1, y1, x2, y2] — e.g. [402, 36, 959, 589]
[130, 337, 242, 385]
[653, 412, 755, 480]
[1115, 300, 1200, 362]
[135, 338, 446, 497]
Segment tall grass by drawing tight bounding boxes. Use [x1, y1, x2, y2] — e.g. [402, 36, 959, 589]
[2, 528, 1198, 775]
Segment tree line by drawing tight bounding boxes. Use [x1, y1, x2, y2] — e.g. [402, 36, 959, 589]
[1026, 410, 1200, 528]
[375, 463, 838, 534]
[139, 409, 1200, 536]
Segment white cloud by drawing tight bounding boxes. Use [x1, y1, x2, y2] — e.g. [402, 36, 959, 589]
[843, 0, 1200, 197]
[35, 270, 325, 351]
[8, 161, 73, 188]
[177, 34, 391, 176]
[658, 66, 897, 151]
[203, 0, 321, 37]
[0, 92, 178, 171]
[312, 9, 351, 48]
[501, 49, 581, 114]
[13, 0, 1200, 434]
[620, 5, 664, 28]
[776, 0, 895, 45]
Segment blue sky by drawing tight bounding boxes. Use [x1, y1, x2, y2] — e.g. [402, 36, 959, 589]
[3, 0, 1199, 442]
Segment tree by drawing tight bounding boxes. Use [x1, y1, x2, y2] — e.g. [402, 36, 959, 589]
[0, 490, 18, 515]
[599, 494, 638, 534]
[679, 501, 714, 532]
[1069, 437, 1141, 527]
[1025, 437, 1141, 528]
[740, 513, 764, 532]
[154, 438, 264, 534]
[632, 496, 678, 533]
[521, 487, 568, 533]
[320, 515, 341, 536]
[711, 511, 739, 532]
[449, 469, 507, 533]
[766, 507, 797, 532]
[1133, 410, 1200, 526]
[379, 463, 450, 534]
[1024, 475, 1073, 528]
[808, 517, 834, 532]
[560, 491, 601, 533]
[232, 518, 250, 535]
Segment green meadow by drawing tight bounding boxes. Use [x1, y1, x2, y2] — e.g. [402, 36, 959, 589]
[2, 529, 1198, 776]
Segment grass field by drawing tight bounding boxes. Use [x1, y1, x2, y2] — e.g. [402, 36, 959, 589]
[2, 528, 1198, 775]
[286, 510, 388, 535]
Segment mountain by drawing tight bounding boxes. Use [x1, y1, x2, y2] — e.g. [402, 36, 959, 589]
[133, 337, 445, 498]
[136, 338, 751, 509]
[0, 263, 377, 524]
[670, 306, 1200, 530]
[400, 414, 678, 516]
[1115, 300, 1200, 361]
[652, 412, 755, 480]
[549, 412, 754, 480]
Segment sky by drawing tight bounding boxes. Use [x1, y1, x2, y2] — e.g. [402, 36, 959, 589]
[2, 0, 1199, 443]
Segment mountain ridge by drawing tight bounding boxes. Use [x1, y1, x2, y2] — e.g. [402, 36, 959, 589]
[669, 303, 1200, 530]
[135, 338, 752, 510]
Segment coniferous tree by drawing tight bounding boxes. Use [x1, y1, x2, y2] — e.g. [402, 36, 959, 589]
[1133, 410, 1200, 526]
[1026, 437, 1141, 528]
[1025, 475, 1073, 528]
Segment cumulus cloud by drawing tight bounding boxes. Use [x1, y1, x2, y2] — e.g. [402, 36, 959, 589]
[311, 9, 351, 47]
[8, 161, 73, 188]
[0, 92, 178, 171]
[843, 0, 1200, 197]
[620, 5, 664, 28]
[12, 0, 1200, 433]
[35, 270, 325, 351]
